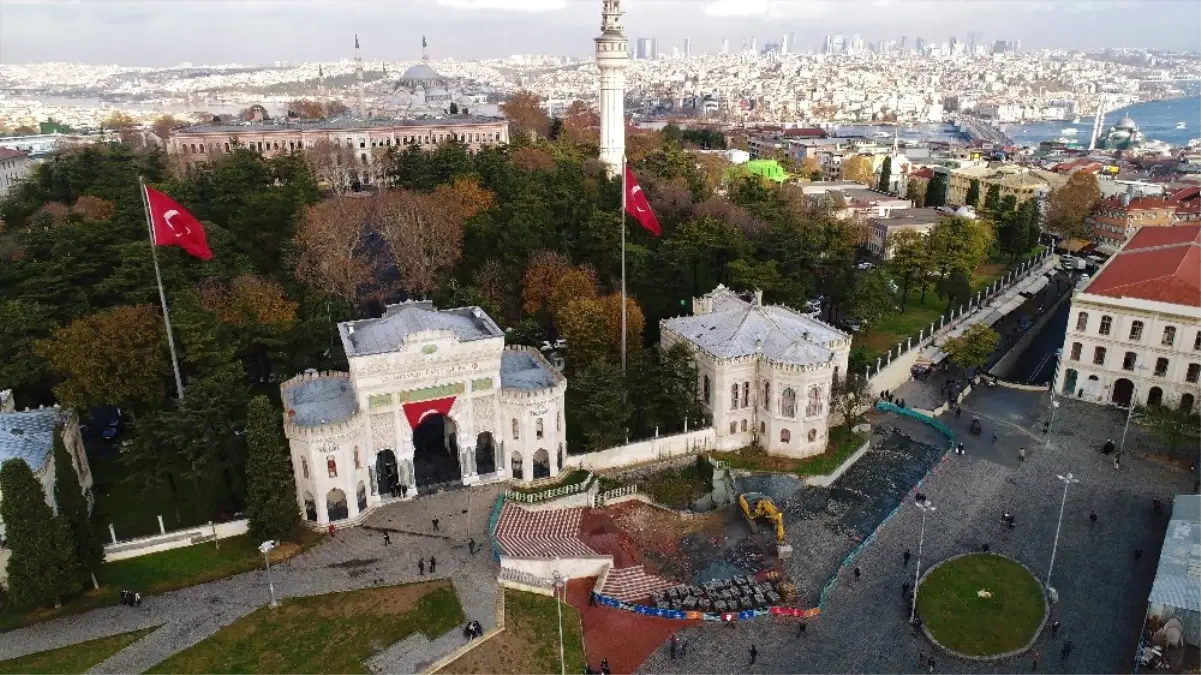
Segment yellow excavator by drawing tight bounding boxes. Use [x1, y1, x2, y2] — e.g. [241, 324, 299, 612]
[738, 492, 791, 558]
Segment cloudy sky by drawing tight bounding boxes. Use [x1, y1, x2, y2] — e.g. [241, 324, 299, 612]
[1, 0, 1198, 66]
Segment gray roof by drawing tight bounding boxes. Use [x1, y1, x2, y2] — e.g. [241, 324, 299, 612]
[500, 351, 559, 391]
[399, 63, 443, 83]
[664, 295, 848, 365]
[283, 377, 357, 428]
[177, 115, 503, 135]
[0, 409, 63, 472]
[340, 303, 503, 357]
[1148, 495, 1201, 613]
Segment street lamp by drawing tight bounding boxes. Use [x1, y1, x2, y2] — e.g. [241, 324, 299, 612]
[1045, 472, 1079, 601]
[1118, 366, 1148, 456]
[259, 539, 279, 608]
[552, 570, 566, 675]
[1043, 399, 1061, 450]
[910, 494, 936, 624]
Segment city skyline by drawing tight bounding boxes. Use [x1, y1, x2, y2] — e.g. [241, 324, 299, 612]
[1, 0, 1198, 67]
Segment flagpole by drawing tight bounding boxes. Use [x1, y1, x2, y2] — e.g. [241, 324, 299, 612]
[140, 178, 186, 400]
[620, 158, 627, 374]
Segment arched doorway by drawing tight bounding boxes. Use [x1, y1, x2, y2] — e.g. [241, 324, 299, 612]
[1181, 393, 1196, 413]
[1084, 375, 1101, 399]
[1147, 387, 1163, 406]
[376, 449, 399, 497]
[1112, 378, 1134, 407]
[533, 448, 550, 479]
[1061, 369, 1078, 396]
[475, 432, 497, 475]
[327, 488, 348, 522]
[510, 451, 523, 480]
[304, 492, 317, 521]
[412, 414, 462, 489]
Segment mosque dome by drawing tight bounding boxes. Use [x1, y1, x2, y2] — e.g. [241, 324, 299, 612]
[397, 63, 445, 90]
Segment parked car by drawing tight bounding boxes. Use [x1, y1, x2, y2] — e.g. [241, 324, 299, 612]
[856, 261, 875, 270]
[101, 418, 122, 441]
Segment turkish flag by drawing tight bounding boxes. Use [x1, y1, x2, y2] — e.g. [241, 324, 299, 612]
[624, 165, 661, 237]
[145, 186, 213, 260]
[402, 396, 457, 430]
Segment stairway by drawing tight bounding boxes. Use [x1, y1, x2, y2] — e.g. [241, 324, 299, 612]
[600, 565, 677, 603]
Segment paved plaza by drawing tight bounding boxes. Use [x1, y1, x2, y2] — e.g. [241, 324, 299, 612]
[638, 387, 1194, 674]
[0, 485, 503, 674]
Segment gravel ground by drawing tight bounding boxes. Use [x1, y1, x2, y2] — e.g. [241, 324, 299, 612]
[638, 387, 1194, 674]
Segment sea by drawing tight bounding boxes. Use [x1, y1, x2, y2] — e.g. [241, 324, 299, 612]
[836, 95, 1201, 149]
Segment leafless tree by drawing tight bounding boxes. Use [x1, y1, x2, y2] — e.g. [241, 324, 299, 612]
[373, 189, 464, 298]
[293, 197, 375, 307]
[305, 139, 359, 196]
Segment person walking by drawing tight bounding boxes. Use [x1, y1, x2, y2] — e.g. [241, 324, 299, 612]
[134, 592, 142, 607]
[982, 543, 991, 553]
[1089, 510, 1097, 526]
[1051, 620, 1060, 637]
[670, 634, 678, 660]
[955, 406, 962, 420]
[927, 655, 936, 672]
[429, 556, 437, 574]
[1042, 421, 1050, 434]
[1018, 447, 1026, 462]
[1135, 548, 1144, 560]
[468, 539, 477, 555]
[432, 518, 440, 531]
[328, 523, 337, 537]
[902, 581, 910, 598]
[600, 658, 610, 675]
[749, 644, 758, 665]
[903, 549, 911, 566]
[418, 558, 425, 575]
[1061, 640, 1072, 660]
[798, 621, 807, 636]
[679, 637, 688, 657]
[853, 566, 861, 582]
[1032, 650, 1040, 671]
[992, 430, 998, 443]
[383, 532, 392, 546]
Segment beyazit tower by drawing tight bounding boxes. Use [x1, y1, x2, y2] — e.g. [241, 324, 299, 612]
[595, 0, 628, 177]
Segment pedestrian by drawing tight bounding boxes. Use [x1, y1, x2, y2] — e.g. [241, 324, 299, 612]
[1113, 454, 1121, 471]
[955, 406, 962, 420]
[329, 523, 336, 537]
[902, 581, 910, 597]
[927, 655, 935, 672]
[903, 549, 911, 566]
[1103, 438, 1115, 455]
[134, 592, 142, 607]
[468, 539, 477, 555]
[798, 620, 807, 636]
[600, 658, 610, 675]
[982, 543, 991, 553]
[1153, 498, 1163, 515]
[853, 566, 861, 582]
[1135, 547, 1143, 560]
[680, 636, 688, 657]
[119, 589, 128, 606]
[432, 518, 440, 531]
[1032, 650, 1040, 671]
[401, 483, 408, 498]
[670, 634, 678, 660]
[1051, 620, 1060, 636]
[1089, 510, 1097, 525]
[584, 664, 595, 675]
[749, 644, 758, 665]
[1019, 447, 1026, 461]
[992, 430, 998, 443]
[1061, 640, 1072, 659]
[1008, 514, 1016, 529]
[429, 556, 437, 574]
[419, 558, 425, 575]
[589, 592, 597, 606]
[383, 531, 392, 546]
[1042, 421, 1050, 434]
[918, 650, 925, 667]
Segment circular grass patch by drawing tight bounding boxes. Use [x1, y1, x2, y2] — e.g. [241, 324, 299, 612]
[916, 553, 1046, 658]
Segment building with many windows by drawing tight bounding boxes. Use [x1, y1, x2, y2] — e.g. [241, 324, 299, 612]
[661, 286, 851, 458]
[1054, 226, 1201, 413]
[0, 148, 35, 199]
[1085, 194, 1180, 254]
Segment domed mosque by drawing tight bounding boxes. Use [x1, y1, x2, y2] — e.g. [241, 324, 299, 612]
[388, 36, 474, 116]
[1098, 113, 1144, 151]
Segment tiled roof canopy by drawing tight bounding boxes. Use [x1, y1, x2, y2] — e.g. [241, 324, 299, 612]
[1084, 225, 1201, 308]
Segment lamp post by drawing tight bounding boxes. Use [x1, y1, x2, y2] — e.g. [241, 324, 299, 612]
[910, 494, 936, 624]
[259, 540, 279, 608]
[1117, 366, 1147, 456]
[552, 570, 566, 675]
[1043, 399, 1060, 450]
[1045, 472, 1079, 600]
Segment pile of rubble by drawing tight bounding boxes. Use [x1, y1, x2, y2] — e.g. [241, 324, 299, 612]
[650, 575, 784, 613]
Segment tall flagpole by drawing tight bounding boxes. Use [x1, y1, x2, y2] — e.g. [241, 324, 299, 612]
[140, 179, 186, 400]
[620, 157, 627, 374]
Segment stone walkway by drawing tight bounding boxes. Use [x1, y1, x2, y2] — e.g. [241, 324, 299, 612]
[0, 484, 503, 675]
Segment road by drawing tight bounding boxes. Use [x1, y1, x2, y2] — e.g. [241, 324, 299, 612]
[1007, 295, 1071, 386]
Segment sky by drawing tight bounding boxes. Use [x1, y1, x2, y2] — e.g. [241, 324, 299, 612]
[0, 0, 1198, 66]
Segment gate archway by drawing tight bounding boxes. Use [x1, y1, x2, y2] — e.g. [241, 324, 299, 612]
[475, 432, 497, 476]
[1112, 378, 1134, 407]
[412, 414, 462, 488]
[327, 488, 348, 522]
[376, 449, 399, 497]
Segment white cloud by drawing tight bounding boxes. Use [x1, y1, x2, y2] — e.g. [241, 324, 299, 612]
[436, 0, 566, 11]
[702, 0, 838, 19]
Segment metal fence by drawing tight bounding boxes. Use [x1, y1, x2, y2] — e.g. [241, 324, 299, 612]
[504, 479, 590, 504]
[592, 484, 639, 507]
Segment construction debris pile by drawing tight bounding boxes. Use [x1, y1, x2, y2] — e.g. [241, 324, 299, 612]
[651, 575, 785, 613]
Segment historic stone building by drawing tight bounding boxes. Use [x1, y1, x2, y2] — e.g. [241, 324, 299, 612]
[660, 286, 852, 458]
[280, 301, 566, 526]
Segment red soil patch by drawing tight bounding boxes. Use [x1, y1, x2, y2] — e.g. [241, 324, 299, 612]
[579, 508, 642, 568]
[566, 577, 698, 674]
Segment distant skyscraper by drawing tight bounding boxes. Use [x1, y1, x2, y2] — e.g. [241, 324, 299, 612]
[750, 37, 757, 53]
[823, 35, 833, 53]
[789, 32, 796, 53]
[595, 0, 628, 177]
[684, 37, 692, 57]
[781, 34, 788, 55]
[354, 34, 365, 116]
[915, 37, 925, 53]
[900, 35, 908, 51]
[635, 37, 655, 59]
[967, 31, 978, 54]
[722, 38, 730, 54]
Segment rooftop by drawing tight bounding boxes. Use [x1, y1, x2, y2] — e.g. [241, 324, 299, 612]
[0, 408, 63, 473]
[1147, 495, 1200, 613]
[1083, 225, 1201, 308]
[283, 375, 357, 428]
[664, 286, 848, 366]
[339, 301, 503, 357]
[872, 207, 943, 227]
[176, 115, 504, 136]
[500, 350, 560, 391]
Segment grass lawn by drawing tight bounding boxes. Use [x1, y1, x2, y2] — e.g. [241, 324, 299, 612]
[0, 530, 323, 633]
[638, 461, 713, 508]
[916, 554, 1046, 656]
[710, 427, 866, 477]
[508, 469, 592, 494]
[148, 580, 463, 674]
[0, 627, 156, 674]
[440, 589, 585, 675]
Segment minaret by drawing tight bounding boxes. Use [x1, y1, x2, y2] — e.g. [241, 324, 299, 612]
[422, 35, 429, 62]
[354, 34, 366, 118]
[595, 0, 629, 177]
[318, 64, 325, 96]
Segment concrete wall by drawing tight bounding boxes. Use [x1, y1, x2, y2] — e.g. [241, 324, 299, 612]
[868, 346, 924, 396]
[562, 428, 717, 473]
[499, 554, 613, 581]
[103, 519, 249, 562]
[804, 440, 872, 487]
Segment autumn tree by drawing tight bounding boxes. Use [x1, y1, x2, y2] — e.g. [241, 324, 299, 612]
[928, 216, 992, 284]
[101, 111, 138, 131]
[943, 322, 1000, 374]
[800, 155, 823, 180]
[151, 114, 189, 140]
[499, 90, 551, 139]
[305, 139, 360, 196]
[70, 195, 114, 221]
[1046, 171, 1102, 240]
[906, 177, 928, 207]
[432, 176, 495, 221]
[245, 395, 301, 543]
[841, 155, 874, 185]
[0, 458, 80, 609]
[626, 129, 664, 166]
[324, 100, 350, 118]
[510, 146, 557, 172]
[560, 100, 600, 146]
[374, 189, 464, 297]
[294, 197, 374, 307]
[472, 258, 512, 320]
[522, 250, 573, 317]
[599, 292, 645, 364]
[288, 99, 327, 119]
[35, 304, 168, 412]
[554, 292, 644, 369]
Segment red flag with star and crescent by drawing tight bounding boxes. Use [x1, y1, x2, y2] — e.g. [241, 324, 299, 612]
[624, 165, 661, 237]
[145, 186, 213, 260]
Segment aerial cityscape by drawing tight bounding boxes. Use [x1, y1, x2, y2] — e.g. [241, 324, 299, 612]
[0, 1, 1198, 674]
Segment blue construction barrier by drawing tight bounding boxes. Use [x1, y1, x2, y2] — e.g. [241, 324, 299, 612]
[875, 401, 955, 448]
[488, 493, 505, 562]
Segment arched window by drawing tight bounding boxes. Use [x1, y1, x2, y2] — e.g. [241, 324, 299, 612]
[806, 386, 823, 417]
[301, 457, 309, 479]
[511, 418, 519, 440]
[780, 429, 791, 443]
[760, 422, 766, 434]
[1181, 393, 1196, 412]
[1070, 342, 1082, 361]
[729, 422, 737, 434]
[730, 384, 739, 410]
[1129, 321, 1144, 341]
[1075, 312, 1088, 331]
[536, 418, 544, 439]
[1147, 387, 1163, 406]
[327, 456, 338, 479]
[781, 388, 797, 418]
[702, 375, 711, 403]
[1099, 316, 1112, 336]
[763, 381, 771, 409]
[808, 429, 818, 442]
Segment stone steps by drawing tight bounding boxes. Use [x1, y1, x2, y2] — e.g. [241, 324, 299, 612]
[600, 565, 676, 603]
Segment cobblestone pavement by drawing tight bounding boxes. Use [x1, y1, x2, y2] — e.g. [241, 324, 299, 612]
[638, 388, 1194, 674]
[0, 484, 503, 674]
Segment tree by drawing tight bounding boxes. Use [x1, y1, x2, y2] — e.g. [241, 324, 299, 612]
[841, 155, 874, 185]
[548, 269, 598, 322]
[374, 189, 464, 297]
[965, 179, 981, 208]
[567, 360, 632, 452]
[288, 99, 327, 119]
[1046, 171, 1102, 240]
[432, 176, 495, 221]
[556, 296, 609, 369]
[71, 195, 114, 222]
[293, 197, 374, 308]
[0, 300, 57, 408]
[888, 230, 933, 311]
[928, 216, 992, 283]
[800, 156, 823, 180]
[0, 459, 80, 608]
[34, 305, 168, 412]
[53, 428, 103, 589]
[1136, 404, 1201, 457]
[499, 90, 551, 139]
[245, 395, 301, 543]
[324, 100, 350, 118]
[877, 156, 892, 193]
[522, 250, 573, 318]
[924, 172, 948, 207]
[982, 184, 1001, 215]
[935, 268, 973, 311]
[626, 342, 703, 437]
[304, 139, 359, 196]
[942, 323, 999, 374]
[598, 293, 645, 365]
[101, 111, 138, 131]
[831, 374, 873, 429]
[906, 177, 928, 207]
[846, 269, 898, 325]
[559, 100, 600, 147]
[151, 115, 189, 141]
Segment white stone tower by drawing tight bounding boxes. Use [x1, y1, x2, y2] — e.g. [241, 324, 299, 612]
[354, 34, 366, 117]
[595, 0, 628, 177]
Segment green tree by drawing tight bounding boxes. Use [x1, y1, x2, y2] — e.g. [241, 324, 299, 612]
[831, 374, 873, 429]
[567, 360, 632, 452]
[877, 156, 892, 193]
[0, 300, 58, 408]
[942, 323, 1000, 374]
[53, 428, 104, 589]
[982, 184, 1001, 215]
[245, 396, 301, 543]
[0, 459, 81, 608]
[888, 230, 933, 311]
[928, 216, 992, 285]
[924, 172, 948, 207]
[906, 177, 928, 207]
[965, 179, 981, 208]
[846, 270, 898, 325]
[1135, 404, 1201, 457]
[936, 268, 973, 311]
[627, 342, 704, 438]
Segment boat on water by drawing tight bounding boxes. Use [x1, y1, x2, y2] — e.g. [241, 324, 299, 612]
[1062, 128, 1079, 135]
[1177, 122, 1188, 129]
[1071, 117, 1081, 124]
[872, 131, 892, 139]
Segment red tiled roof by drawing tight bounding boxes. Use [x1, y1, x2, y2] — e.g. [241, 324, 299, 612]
[1168, 186, 1201, 203]
[1096, 196, 1177, 211]
[910, 167, 935, 180]
[1085, 225, 1201, 307]
[783, 128, 827, 138]
[0, 148, 29, 161]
